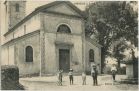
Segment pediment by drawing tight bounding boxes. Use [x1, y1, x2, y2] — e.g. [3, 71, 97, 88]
[43, 2, 82, 17]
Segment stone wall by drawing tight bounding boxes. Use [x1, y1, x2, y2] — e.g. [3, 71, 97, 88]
[2, 32, 41, 76]
[7, 1, 26, 28]
[4, 13, 40, 44]
[85, 40, 101, 74]
[42, 13, 84, 74]
[1, 43, 15, 65]
[126, 64, 133, 78]
[14, 32, 40, 75]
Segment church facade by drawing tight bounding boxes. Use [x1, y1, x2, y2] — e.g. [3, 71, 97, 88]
[1, 1, 102, 76]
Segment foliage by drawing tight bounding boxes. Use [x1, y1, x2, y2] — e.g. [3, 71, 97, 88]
[113, 41, 127, 67]
[85, 1, 138, 71]
[1, 65, 24, 90]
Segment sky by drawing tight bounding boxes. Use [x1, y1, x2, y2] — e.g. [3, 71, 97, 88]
[25, 1, 88, 16]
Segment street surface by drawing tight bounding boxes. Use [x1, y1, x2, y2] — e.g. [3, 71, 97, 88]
[20, 75, 138, 91]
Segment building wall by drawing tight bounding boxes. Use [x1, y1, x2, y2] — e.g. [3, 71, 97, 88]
[1, 39, 15, 65]
[85, 40, 101, 74]
[1, 46, 10, 65]
[43, 13, 83, 34]
[42, 13, 84, 74]
[7, 1, 26, 28]
[14, 33, 40, 75]
[8, 45, 15, 65]
[126, 64, 133, 78]
[4, 13, 40, 44]
[0, 1, 8, 44]
[2, 32, 41, 75]
[1, 10, 41, 75]
[47, 3, 80, 17]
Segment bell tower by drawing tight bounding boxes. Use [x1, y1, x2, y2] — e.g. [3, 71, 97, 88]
[4, 1, 26, 30]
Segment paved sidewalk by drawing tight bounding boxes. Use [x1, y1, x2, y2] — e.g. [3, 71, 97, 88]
[20, 75, 138, 91]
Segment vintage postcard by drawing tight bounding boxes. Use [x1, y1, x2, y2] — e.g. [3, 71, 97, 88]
[0, 0, 138, 90]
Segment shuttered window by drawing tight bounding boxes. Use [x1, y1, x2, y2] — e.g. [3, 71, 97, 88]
[26, 46, 33, 62]
[89, 49, 94, 62]
[15, 3, 19, 12]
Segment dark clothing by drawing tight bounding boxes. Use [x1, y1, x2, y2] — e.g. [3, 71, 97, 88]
[112, 74, 115, 80]
[59, 74, 62, 83]
[69, 71, 73, 85]
[111, 70, 116, 81]
[93, 75, 98, 85]
[69, 75, 73, 85]
[91, 69, 98, 86]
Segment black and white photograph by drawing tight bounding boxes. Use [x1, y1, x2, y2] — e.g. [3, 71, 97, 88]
[0, 0, 138, 90]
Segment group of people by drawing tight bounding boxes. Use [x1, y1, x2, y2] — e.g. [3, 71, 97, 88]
[57, 64, 117, 86]
[57, 69, 74, 86]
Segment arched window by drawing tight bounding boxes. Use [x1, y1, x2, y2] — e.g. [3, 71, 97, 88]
[57, 24, 71, 33]
[15, 3, 19, 12]
[25, 46, 33, 62]
[89, 49, 94, 62]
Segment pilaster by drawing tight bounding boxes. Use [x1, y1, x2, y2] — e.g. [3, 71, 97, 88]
[40, 13, 45, 76]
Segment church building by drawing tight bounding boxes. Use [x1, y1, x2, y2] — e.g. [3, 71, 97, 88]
[1, 1, 102, 76]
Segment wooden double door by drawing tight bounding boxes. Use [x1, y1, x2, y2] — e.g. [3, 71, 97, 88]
[59, 49, 70, 72]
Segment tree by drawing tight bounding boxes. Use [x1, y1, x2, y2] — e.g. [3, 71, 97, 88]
[85, 1, 138, 73]
[113, 40, 127, 68]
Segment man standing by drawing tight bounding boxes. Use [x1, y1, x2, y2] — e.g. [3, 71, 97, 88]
[68, 69, 73, 85]
[91, 65, 98, 86]
[111, 64, 117, 81]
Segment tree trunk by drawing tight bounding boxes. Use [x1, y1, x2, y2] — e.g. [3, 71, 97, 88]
[117, 59, 121, 74]
[117, 59, 120, 68]
[101, 47, 106, 74]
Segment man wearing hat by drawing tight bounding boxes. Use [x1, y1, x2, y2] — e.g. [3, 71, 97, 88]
[91, 64, 98, 86]
[111, 64, 117, 81]
[68, 69, 73, 85]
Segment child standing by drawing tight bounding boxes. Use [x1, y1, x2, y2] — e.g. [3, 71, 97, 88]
[57, 70, 63, 86]
[82, 72, 86, 85]
[68, 69, 73, 85]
